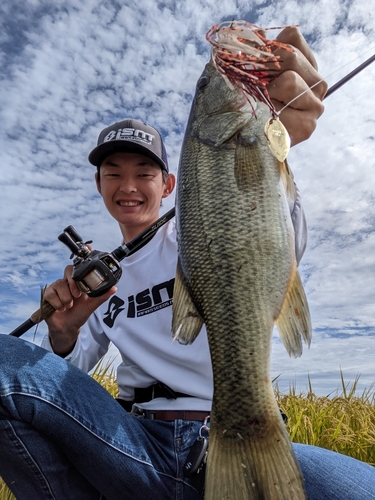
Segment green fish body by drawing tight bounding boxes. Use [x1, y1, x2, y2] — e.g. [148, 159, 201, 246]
[172, 61, 311, 500]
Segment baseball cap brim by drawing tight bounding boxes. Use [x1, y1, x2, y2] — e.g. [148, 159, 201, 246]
[88, 142, 168, 172]
[88, 118, 169, 172]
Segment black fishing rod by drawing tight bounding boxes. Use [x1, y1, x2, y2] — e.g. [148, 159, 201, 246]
[8, 53, 375, 338]
[9, 207, 176, 338]
[324, 53, 375, 99]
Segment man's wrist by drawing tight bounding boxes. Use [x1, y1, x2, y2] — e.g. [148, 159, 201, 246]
[48, 330, 78, 357]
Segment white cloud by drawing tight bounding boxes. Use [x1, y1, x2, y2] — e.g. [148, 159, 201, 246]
[0, 0, 374, 394]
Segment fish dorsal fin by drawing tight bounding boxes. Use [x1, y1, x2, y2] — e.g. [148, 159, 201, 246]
[172, 259, 204, 345]
[275, 263, 312, 357]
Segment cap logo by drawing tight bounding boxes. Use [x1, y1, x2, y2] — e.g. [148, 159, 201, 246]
[103, 127, 155, 144]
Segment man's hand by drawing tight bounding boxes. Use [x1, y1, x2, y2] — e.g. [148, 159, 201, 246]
[44, 265, 116, 356]
[266, 27, 328, 146]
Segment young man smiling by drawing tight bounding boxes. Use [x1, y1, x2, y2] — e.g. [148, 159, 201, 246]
[92, 120, 176, 243]
[1, 29, 374, 500]
[97, 152, 175, 241]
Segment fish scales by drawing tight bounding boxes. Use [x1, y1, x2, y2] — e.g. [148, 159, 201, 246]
[173, 57, 311, 499]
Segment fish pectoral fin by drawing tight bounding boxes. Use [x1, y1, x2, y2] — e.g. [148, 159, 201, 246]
[171, 260, 204, 345]
[234, 137, 261, 190]
[275, 264, 312, 358]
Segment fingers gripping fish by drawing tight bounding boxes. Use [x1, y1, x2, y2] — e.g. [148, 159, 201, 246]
[172, 21, 312, 500]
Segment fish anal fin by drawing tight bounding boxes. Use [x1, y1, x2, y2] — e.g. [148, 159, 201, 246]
[171, 260, 204, 345]
[275, 264, 312, 358]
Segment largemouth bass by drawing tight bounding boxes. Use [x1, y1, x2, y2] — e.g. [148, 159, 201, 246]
[172, 21, 312, 500]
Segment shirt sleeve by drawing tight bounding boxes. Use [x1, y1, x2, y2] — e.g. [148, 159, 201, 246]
[40, 312, 111, 373]
[290, 183, 307, 265]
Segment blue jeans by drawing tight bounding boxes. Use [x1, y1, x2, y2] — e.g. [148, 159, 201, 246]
[0, 335, 374, 500]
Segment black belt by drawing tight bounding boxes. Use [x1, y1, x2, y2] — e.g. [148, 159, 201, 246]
[117, 382, 192, 412]
[131, 408, 210, 421]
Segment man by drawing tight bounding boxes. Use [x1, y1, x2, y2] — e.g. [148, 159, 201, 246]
[0, 28, 374, 500]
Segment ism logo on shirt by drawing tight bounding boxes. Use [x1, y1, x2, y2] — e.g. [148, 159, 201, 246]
[103, 278, 175, 327]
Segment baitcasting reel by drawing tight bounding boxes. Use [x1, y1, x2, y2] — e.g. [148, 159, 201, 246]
[58, 207, 176, 298]
[58, 226, 122, 298]
[9, 208, 175, 337]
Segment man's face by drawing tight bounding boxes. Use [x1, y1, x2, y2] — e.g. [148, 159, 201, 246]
[96, 152, 174, 241]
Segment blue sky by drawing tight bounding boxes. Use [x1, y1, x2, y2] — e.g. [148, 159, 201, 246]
[1, 0, 374, 396]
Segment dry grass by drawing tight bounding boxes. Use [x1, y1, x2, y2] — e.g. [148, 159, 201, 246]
[0, 483, 13, 500]
[275, 373, 375, 466]
[90, 357, 119, 398]
[1, 369, 374, 498]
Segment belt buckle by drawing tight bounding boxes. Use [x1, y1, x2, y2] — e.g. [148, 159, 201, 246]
[132, 407, 158, 420]
[132, 406, 146, 419]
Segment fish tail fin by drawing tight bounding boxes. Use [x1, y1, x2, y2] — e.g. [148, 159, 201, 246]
[276, 263, 312, 357]
[205, 421, 306, 500]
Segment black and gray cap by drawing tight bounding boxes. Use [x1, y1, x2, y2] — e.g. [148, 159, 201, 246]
[88, 118, 169, 172]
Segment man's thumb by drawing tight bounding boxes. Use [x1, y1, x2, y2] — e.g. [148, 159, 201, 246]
[86, 286, 117, 312]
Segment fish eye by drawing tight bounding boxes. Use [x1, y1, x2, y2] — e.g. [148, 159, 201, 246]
[197, 75, 210, 89]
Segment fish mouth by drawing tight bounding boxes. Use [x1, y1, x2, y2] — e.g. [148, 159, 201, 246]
[214, 69, 258, 114]
[213, 92, 258, 116]
[237, 97, 258, 113]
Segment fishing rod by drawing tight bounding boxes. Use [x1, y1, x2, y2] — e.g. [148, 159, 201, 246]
[9, 207, 176, 338]
[324, 53, 375, 99]
[8, 53, 375, 338]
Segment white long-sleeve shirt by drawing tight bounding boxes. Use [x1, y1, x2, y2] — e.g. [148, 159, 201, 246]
[42, 187, 307, 411]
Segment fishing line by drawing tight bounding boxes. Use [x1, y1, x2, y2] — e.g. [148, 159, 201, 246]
[277, 47, 375, 114]
[277, 80, 323, 114]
